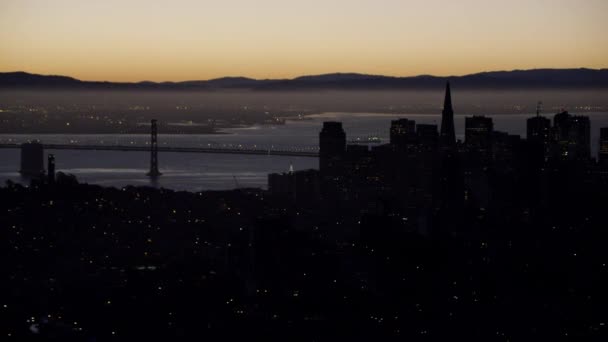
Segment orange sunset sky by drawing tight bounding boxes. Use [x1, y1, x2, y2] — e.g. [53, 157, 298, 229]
[1, 0, 607, 82]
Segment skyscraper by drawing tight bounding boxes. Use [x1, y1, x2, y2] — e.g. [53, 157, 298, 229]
[569, 115, 591, 160]
[526, 116, 551, 143]
[319, 121, 347, 201]
[440, 82, 456, 149]
[319, 121, 346, 174]
[19, 141, 44, 177]
[465, 116, 494, 152]
[390, 118, 416, 150]
[551, 112, 591, 160]
[553, 111, 572, 141]
[434, 83, 465, 234]
[416, 124, 439, 149]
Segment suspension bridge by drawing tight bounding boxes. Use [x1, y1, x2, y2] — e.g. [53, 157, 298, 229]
[0, 143, 319, 158]
[3, 120, 385, 177]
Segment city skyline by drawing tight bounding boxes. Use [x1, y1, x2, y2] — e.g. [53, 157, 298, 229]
[2, 2, 608, 339]
[3, 82, 608, 340]
[2, 0, 608, 82]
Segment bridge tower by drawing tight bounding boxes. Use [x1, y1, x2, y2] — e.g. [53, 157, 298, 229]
[147, 119, 162, 177]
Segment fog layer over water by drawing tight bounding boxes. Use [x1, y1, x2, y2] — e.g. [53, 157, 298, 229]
[1, 89, 607, 115]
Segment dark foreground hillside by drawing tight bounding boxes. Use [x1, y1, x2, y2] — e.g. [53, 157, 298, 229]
[1, 173, 607, 341]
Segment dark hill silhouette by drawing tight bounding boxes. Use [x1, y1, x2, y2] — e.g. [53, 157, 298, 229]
[1, 68, 607, 90]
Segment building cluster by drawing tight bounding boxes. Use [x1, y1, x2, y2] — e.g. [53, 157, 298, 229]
[527, 109, 591, 161]
[270, 83, 608, 234]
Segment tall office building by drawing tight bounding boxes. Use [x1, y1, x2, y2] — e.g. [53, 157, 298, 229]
[553, 111, 572, 141]
[569, 115, 591, 160]
[440, 82, 456, 149]
[319, 122, 347, 201]
[390, 119, 416, 150]
[20, 141, 44, 177]
[465, 116, 494, 151]
[416, 124, 439, 149]
[527, 116, 551, 143]
[319, 121, 346, 174]
[527, 115, 552, 161]
[552, 112, 590, 160]
[435, 82, 465, 230]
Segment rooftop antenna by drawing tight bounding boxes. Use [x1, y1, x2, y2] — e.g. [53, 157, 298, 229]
[536, 101, 543, 118]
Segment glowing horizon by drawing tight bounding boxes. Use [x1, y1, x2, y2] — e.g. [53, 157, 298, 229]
[1, 0, 607, 82]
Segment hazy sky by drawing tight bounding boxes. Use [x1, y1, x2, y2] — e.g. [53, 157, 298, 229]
[1, 0, 607, 82]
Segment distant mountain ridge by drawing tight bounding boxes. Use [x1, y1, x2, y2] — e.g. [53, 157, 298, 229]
[1, 69, 608, 90]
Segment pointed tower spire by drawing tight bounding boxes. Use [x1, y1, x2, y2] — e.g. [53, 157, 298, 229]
[440, 81, 456, 148]
[443, 82, 452, 112]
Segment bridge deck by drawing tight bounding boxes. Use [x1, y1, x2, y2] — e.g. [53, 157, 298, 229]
[0, 143, 319, 158]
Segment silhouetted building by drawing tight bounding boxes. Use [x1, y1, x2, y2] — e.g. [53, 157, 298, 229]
[390, 119, 416, 150]
[527, 115, 552, 160]
[552, 111, 590, 160]
[461, 117, 493, 207]
[344, 144, 380, 203]
[319, 121, 346, 173]
[19, 141, 44, 177]
[319, 122, 347, 200]
[527, 116, 551, 143]
[434, 83, 465, 236]
[465, 116, 494, 152]
[553, 111, 571, 141]
[492, 131, 521, 163]
[434, 149, 465, 236]
[416, 124, 439, 150]
[569, 115, 591, 159]
[600, 127, 608, 164]
[440, 82, 456, 149]
[47, 154, 56, 184]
